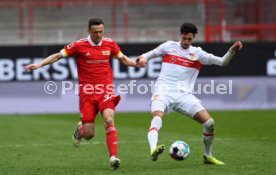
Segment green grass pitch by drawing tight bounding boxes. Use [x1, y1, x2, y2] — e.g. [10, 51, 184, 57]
[0, 110, 276, 175]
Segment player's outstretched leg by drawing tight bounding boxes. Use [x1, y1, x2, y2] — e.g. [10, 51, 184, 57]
[151, 144, 165, 161]
[110, 156, 121, 170]
[203, 155, 225, 165]
[72, 121, 82, 147]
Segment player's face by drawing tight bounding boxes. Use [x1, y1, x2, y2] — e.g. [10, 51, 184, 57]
[180, 33, 195, 49]
[89, 24, 104, 44]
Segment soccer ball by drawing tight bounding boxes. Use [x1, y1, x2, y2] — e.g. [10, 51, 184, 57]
[169, 140, 190, 161]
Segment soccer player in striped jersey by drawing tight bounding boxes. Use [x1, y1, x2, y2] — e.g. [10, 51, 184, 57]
[136, 23, 242, 165]
[24, 17, 140, 169]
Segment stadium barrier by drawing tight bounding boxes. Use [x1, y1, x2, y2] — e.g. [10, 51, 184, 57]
[0, 42, 275, 114]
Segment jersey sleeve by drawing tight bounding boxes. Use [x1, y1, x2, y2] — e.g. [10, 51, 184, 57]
[197, 47, 234, 66]
[196, 47, 214, 65]
[60, 42, 78, 57]
[111, 42, 123, 59]
[142, 41, 170, 59]
[153, 41, 171, 56]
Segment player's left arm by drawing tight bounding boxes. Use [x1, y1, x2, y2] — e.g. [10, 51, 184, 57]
[209, 41, 243, 66]
[113, 50, 141, 67]
[112, 42, 140, 67]
[117, 53, 139, 67]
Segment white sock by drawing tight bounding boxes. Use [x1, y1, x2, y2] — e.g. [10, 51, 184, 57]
[202, 118, 214, 157]
[147, 116, 162, 153]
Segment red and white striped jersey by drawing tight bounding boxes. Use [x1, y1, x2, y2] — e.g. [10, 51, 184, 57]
[150, 41, 215, 93]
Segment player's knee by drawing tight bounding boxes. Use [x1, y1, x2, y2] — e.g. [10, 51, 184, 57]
[152, 111, 164, 118]
[151, 100, 166, 115]
[83, 130, 94, 140]
[203, 118, 215, 133]
[104, 117, 114, 126]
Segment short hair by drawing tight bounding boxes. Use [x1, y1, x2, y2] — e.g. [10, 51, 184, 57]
[88, 18, 104, 29]
[180, 23, 198, 35]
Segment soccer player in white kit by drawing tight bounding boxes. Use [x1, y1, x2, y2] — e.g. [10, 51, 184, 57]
[136, 23, 242, 165]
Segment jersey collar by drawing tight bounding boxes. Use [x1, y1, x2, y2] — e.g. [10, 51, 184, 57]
[87, 35, 102, 46]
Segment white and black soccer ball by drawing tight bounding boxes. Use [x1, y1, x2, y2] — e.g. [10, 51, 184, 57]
[169, 140, 190, 161]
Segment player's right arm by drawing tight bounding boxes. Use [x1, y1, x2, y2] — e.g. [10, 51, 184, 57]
[24, 52, 63, 71]
[136, 41, 169, 67]
[24, 41, 77, 71]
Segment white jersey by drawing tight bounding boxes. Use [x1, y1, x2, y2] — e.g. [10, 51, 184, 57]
[149, 41, 216, 94]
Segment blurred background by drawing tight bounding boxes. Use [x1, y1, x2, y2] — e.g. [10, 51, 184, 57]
[0, 0, 275, 44]
[0, 0, 276, 114]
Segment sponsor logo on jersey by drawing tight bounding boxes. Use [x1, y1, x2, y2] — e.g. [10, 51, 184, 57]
[178, 57, 193, 64]
[102, 51, 111, 55]
[86, 59, 109, 64]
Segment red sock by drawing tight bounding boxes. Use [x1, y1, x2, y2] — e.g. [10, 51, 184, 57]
[105, 125, 118, 157]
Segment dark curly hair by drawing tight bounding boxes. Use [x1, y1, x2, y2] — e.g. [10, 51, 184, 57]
[180, 23, 198, 35]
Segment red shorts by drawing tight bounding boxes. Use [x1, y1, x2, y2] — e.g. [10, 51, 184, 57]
[79, 92, 121, 124]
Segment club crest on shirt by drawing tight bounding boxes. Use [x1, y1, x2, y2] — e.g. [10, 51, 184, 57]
[67, 43, 74, 50]
[188, 53, 197, 61]
[102, 51, 111, 55]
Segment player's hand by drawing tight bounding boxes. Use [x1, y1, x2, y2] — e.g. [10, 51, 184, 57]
[136, 56, 147, 67]
[229, 41, 243, 53]
[24, 63, 42, 71]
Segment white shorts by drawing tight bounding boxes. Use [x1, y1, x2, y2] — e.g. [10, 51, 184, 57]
[151, 93, 205, 118]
